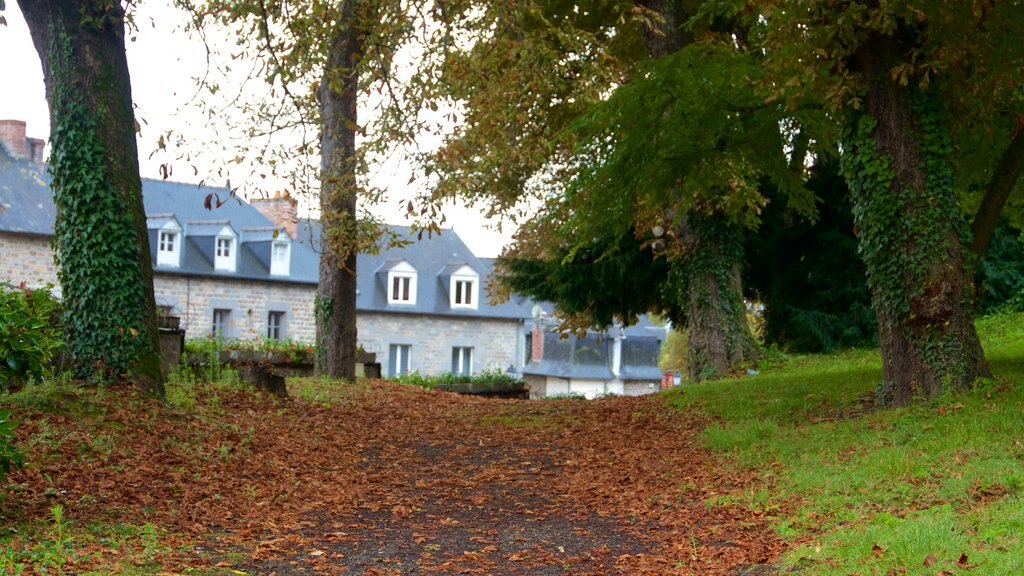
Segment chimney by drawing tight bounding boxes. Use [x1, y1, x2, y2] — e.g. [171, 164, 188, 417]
[251, 191, 299, 239]
[531, 324, 544, 362]
[27, 138, 46, 164]
[0, 120, 29, 161]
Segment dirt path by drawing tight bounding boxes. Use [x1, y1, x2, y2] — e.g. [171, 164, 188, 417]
[6, 381, 785, 575]
[221, 384, 786, 575]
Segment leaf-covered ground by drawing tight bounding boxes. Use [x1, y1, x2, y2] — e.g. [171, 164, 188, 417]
[1, 379, 785, 575]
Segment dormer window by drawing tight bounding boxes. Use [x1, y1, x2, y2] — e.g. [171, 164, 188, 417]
[386, 261, 417, 305]
[453, 279, 474, 306]
[448, 266, 479, 310]
[270, 240, 290, 276]
[215, 234, 236, 272]
[157, 228, 181, 267]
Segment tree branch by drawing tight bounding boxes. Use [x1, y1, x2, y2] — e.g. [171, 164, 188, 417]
[970, 127, 1024, 255]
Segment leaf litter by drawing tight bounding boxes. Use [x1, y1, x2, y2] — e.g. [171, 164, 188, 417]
[3, 381, 787, 574]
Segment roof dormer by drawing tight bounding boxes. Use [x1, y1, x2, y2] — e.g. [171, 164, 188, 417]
[442, 263, 479, 310]
[214, 226, 237, 272]
[147, 214, 183, 268]
[270, 237, 291, 276]
[384, 260, 417, 305]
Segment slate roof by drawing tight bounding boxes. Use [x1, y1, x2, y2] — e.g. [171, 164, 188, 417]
[522, 316, 667, 381]
[295, 219, 533, 320]
[0, 156, 318, 284]
[0, 159, 54, 236]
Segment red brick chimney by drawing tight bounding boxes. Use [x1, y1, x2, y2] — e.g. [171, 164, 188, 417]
[531, 324, 544, 362]
[0, 120, 46, 164]
[251, 191, 298, 239]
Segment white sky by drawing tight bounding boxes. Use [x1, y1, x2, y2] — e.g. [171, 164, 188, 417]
[0, 0, 516, 258]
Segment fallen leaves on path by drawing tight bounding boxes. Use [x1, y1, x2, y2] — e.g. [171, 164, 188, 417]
[4, 381, 787, 574]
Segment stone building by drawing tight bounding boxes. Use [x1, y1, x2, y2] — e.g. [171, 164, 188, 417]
[0, 119, 665, 393]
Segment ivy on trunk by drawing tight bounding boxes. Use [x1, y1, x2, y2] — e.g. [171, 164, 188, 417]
[842, 34, 989, 404]
[19, 0, 165, 394]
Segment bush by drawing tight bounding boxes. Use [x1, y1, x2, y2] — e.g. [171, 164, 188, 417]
[0, 411, 24, 482]
[0, 283, 63, 390]
[393, 368, 524, 389]
[185, 335, 316, 364]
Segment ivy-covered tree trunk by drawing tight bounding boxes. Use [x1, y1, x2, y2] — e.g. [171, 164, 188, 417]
[315, 2, 360, 380]
[843, 34, 989, 406]
[679, 215, 758, 381]
[19, 0, 165, 395]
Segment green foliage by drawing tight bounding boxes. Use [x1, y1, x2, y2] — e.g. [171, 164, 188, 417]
[0, 410, 25, 483]
[744, 159, 876, 353]
[0, 283, 63, 389]
[664, 311, 1024, 574]
[567, 44, 810, 234]
[393, 368, 522, 390]
[498, 227, 678, 331]
[975, 223, 1024, 313]
[185, 335, 316, 364]
[658, 328, 688, 375]
[47, 31, 152, 383]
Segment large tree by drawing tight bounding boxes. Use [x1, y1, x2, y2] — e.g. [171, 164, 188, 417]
[17, 0, 165, 394]
[419, 0, 811, 380]
[190, 0, 420, 379]
[746, 1, 1024, 404]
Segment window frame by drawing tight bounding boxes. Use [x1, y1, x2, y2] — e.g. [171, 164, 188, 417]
[211, 308, 232, 338]
[388, 273, 417, 305]
[156, 227, 181, 267]
[451, 346, 473, 375]
[266, 310, 286, 340]
[449, 269, 479, 310]
[389, 343, 412, 377]
[214, 234, 236, 272]
[270, 241, 290, 276]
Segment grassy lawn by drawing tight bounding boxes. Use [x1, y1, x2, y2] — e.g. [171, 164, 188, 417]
[664, 311, 1024, 575]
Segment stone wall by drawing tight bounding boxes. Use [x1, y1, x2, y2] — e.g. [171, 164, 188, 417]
[154, 274, 317, 341]
[2, 235, 528, 373]
[0, 235, 60, 291]
[358, 312, 524, 377]
[0, 234, 319, 340]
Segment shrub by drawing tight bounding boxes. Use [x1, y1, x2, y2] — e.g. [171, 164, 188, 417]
[185, 335, 316, 364]
[393, 368, 524, 390]
[0, 283, 63, 390]
[0, 410, 24, 482]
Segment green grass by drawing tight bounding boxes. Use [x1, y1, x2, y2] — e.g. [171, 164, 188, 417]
[664, 312, 1024, 574]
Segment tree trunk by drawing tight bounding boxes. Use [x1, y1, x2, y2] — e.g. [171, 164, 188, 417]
[681, 215, 758, 381]
[637, 0, 756, 381]
[315, 0, 360, 380]
[19, 0, 164, 395]
[843, 33, 989, 405]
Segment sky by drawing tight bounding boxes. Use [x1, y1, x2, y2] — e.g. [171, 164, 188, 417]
[0, 0, 516, 258]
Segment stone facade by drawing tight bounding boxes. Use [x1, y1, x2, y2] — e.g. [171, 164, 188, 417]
[0, 235, 60, 290]
[153, 275, 316, 341]
[358, 312, 524, 377]
[1, 234, 320, 341]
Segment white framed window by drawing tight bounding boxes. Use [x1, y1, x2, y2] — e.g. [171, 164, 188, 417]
[267, 311, 285, 340]
[453, 279, 475, 307]
[214, 235, 236, 271]
[449, 267, 479, 310]
[451, 347, 473, 375]
[212, 308, 231, 337]
[385, 261, 417, 305]
[270, 241, 290, 276]
[392, 275, 411, 302]
[389, 344, 411, 377]
[156, 228, 181, 267]
[388, 274, 416, 304]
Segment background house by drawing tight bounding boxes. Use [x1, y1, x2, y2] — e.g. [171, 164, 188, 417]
[0, 119, 667, 396]
[522, 315, 667, 399]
